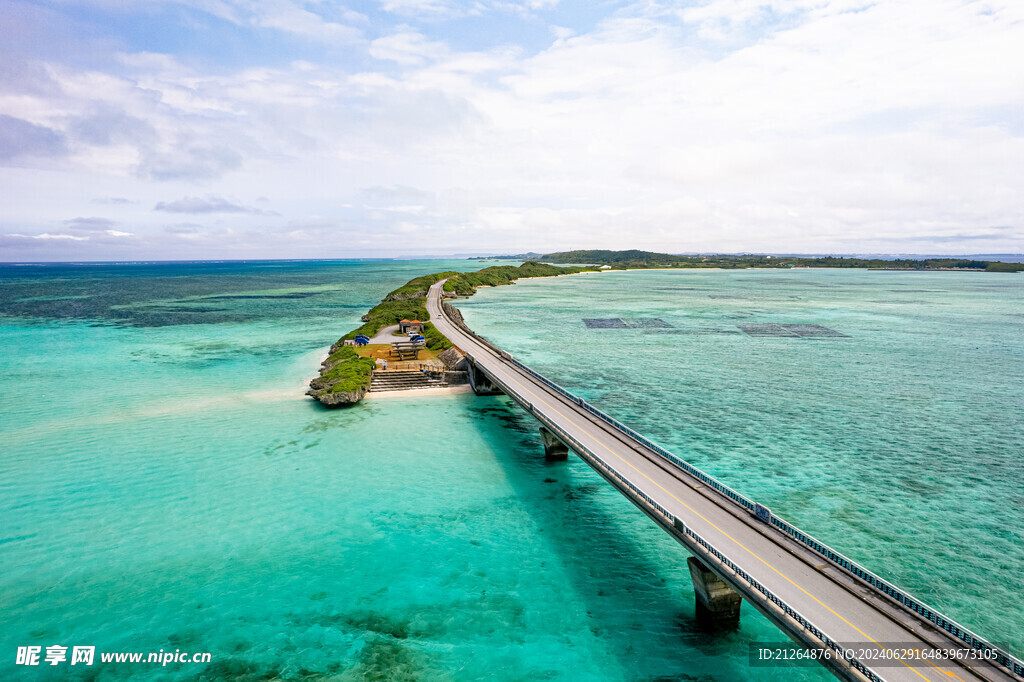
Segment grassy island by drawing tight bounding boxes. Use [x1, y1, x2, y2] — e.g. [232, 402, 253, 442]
[308, 261, 596, 406]
[539, 249, 1024, 272]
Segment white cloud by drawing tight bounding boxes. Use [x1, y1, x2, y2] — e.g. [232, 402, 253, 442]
[378, 0, 559, 18]
[370, 30, 449, 65]
[22, 233, 89, 240]
[378, 0, 461, 17]
[252, 2, 362, 42]
[155, 195, 278, 214]
[64, 217, 117, 230]
[1, 0, 1022, 259]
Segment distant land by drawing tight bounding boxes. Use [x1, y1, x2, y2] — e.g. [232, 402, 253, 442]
[482, 249, 1024, 272]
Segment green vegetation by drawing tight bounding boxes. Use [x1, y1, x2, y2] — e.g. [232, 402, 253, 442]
[342, 299, 430, 341]
[320, 357, 376, 394]
[384, 271, 460, 301]
[324, 345, 359, 367]
[443, 261, 597, 295]
[338, 271, 456, 343]
[312, 261, 591, 405]
[542, 249, 702, 268]
[422, 322, 452, 351]
[342, 262, 595, 342]
[542, 250, 1024, 272]
[481, 252, 544, 260]
[984, 261, 1024, 272]
[308, 349, 374, 401]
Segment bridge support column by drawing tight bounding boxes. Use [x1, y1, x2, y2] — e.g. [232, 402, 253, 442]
[687, 557, 742, 630]
[467, 362, 503, 396]
[539, 427, 569, 460]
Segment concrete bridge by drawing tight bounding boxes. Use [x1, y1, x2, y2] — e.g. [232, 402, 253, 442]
[427, 280, 1023, 682]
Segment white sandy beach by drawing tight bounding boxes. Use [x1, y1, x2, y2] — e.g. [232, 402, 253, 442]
[365, 385, 474, 399]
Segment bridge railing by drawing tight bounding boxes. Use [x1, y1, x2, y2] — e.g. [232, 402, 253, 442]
[764, 515, 1024, 677]
[438, 296, 1024, 679]
[480, 364, 884, 682]
[683, 528, 883, 682]
[509, 357, 759, 513]
[508, 352, 1024, 679]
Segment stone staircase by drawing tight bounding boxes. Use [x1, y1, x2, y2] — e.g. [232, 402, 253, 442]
[369, 370, 447, 393]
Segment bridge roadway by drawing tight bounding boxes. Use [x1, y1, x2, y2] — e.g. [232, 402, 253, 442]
[427, 280, 1021, 682]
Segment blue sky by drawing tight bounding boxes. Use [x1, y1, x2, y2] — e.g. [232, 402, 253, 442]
[1, 0, 1022, 260]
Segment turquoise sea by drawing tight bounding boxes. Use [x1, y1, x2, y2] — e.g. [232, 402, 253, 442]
[1, 261, 1021, 681]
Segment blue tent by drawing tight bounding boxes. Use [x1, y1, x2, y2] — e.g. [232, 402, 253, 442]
[410, 335, 425, 344]
[354, 335, 370, 346]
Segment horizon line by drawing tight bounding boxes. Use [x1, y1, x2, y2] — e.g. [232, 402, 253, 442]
[3, 252, 1024, 266]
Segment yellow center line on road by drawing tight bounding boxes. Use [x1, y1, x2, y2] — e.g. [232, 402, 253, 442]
[430, 294, 952, 682]
[497, 362, 946, 682]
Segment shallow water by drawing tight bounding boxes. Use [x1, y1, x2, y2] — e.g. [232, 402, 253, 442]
[458, 268, 1024, 654]
[2, 261, 1019, 681]
[2, 260, 834, 681]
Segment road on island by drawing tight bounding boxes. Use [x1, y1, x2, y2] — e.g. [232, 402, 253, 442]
[427, 279, 1020, 682]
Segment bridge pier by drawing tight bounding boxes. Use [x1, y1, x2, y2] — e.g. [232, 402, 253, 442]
[467, 362, 503, 396]
[687, 557, 742, 630]
[539, 427, 569, 460]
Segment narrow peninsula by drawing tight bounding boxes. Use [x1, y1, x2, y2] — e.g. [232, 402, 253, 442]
[307, 262, 595, 407]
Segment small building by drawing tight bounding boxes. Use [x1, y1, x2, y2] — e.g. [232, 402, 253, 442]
[399, 319, 424, 334]
[391, 340, 421, 360]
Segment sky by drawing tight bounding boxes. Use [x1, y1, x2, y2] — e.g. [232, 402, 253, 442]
[1, 0, 1022, 261]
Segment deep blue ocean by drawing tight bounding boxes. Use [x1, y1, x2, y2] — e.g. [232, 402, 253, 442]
[1, 260, 1020, 680]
